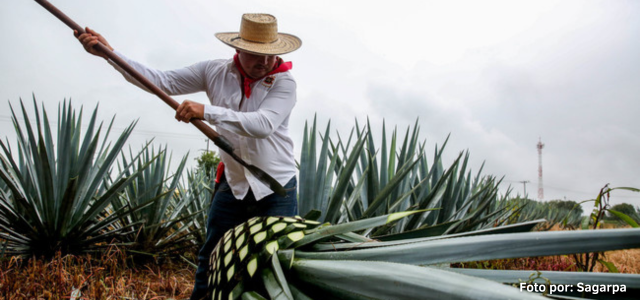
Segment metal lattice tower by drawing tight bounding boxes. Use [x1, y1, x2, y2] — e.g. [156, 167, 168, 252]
[537, 137, 545, 201]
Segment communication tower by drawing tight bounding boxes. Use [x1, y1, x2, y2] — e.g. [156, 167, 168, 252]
[537, 137, 545, 201]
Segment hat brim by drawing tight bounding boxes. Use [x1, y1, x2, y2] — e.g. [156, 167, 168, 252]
[215, 32, 301, 55]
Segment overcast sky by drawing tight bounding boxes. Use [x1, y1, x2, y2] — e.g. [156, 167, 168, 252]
[1, 0, 639, 207]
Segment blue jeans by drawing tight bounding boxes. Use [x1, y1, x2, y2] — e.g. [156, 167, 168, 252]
[190, 176, 298, 300]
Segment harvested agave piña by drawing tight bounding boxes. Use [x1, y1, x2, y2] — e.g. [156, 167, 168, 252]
[207, 216, 321, 300]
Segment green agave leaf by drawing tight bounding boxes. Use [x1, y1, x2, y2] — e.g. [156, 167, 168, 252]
[325, 134, 367, 223]
[298, 117, 316, 216]
[294, 228, 640, 265]
[289, 284, 314, 300]
[289, 259, 546, 300]
[374, 219, 457, 241]
[241, 291, 268, 300]
[360, 158, 421, 219]
[404, 153, 462, 230]
[270, 248, 293, 299]
[112, 145, 195, 255]
[342, 164, 369, 222]
[262, 266, 293, 300]
[0, 98, 148, 256]
[298, 116, 339, 219]
[311, 219, 545, 252]
[290, 211, 423, 249]
[302, 209, 321, 221]
[334, 232, 374, 243]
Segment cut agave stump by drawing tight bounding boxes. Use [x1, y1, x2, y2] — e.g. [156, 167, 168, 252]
[207, 216, 321, 300]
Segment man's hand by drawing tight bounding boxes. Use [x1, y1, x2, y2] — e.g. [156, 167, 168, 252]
[176, 100, 205, 123]
[74, 27, 114, 60]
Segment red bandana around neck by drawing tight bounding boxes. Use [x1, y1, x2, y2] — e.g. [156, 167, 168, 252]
[233, 54, 293, 99]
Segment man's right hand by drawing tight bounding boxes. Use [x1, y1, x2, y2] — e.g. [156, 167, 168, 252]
[74, 27, 114, 60]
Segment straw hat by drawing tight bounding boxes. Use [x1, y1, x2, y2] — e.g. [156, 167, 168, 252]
[216, 14, 301, 55]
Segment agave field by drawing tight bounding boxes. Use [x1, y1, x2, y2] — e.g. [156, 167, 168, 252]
[1, 98, 640, 299]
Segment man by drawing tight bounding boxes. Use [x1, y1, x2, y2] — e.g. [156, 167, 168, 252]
[76, 13, 301, 300]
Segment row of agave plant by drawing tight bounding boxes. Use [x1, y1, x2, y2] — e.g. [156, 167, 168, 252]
[506, 198, 585, 231]
[0, 99, 213, 259]
[1, 98, 640, 299]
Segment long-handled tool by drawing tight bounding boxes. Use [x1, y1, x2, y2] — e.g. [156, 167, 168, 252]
[34, 0, 286, 196]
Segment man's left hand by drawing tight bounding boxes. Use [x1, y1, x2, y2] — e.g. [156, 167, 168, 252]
[175, 100, 204, 123]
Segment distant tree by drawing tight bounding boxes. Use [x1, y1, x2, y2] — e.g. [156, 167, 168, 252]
[607, 203, 640, 223]
[195, 150, 221, 177]
[547, 199, 583, 216]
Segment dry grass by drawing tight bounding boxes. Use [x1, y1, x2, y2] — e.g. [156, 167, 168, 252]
[592, 248, 640, 273]
[0, 246, 195, 300]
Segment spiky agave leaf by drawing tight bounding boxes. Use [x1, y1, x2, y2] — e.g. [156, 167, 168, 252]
[0, 98, 150, 257]
[297, 117, 521, 242]
[176, 165, 218, 251]
[291, 227, 640, 265]
[110, 144, 197, 257]
[288, 260, 548, 300]
[282, 228, 640, 300]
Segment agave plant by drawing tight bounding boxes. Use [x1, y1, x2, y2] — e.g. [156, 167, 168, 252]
[204, 210, 640, 299]
[0, 98, 150, 257]
[180, 165, 218, 249]
[298, 117, 519, 239]
[110, 144, 200, 258]
[506, 198, 584, 231]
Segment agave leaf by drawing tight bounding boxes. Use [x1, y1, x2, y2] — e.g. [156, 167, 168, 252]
[270, 252, 293, 300]
[298, 117, 341, 219]
[290, 211, 422, 249]
[0, 98, 146, 256]
[324, 134, 367, 223]
[302, 210, 321, 221]
[241, 291, 268, 300]
[379, 120, 390, 192]
[311, 219, 546, 252]
[374, 220, 457, 242]
[293, 228, 640, 265]
[289, 284, 314, 300]
[262, 258, 292, 300]
[314, 120, 333, 215]
[109, 144, 196, 256]
[333, 232, 374, 243]
[361, 158, 420, 219]
[404, 153, 463, 230]
[289, 259, 546, 300]
[298, 117, 318, 216]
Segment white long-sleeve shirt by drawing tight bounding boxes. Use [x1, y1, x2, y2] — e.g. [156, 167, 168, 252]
[108, 51, 297, 200]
